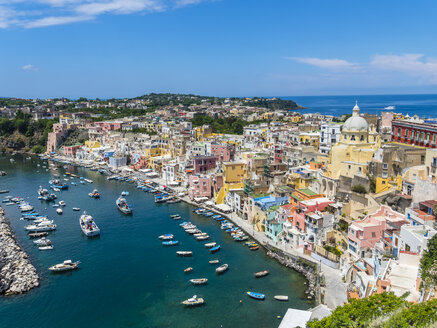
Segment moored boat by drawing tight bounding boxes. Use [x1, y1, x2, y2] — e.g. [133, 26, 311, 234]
[49, 179, 68, 190]
[116, 196, 132, 215]
[39, 245, 54, 251]
[33, 237, 52, 247]
[250, 245, 259, 251]
[254, 270, 269, 278]
[274, 295, 289, 301]
[209, 259, 219, 264]
[162, 240, 179, 246]
[176, 251, 193, 257]
[28, 232, 48, 238]
[73, 207, 80, 211]
[79, 212, 100, 237]
[184, 267, 193, 273]
[247, 291, 265, 300]
[56, 208, 63, 215]
[88, 189, 100, 199]
[216, 263, 228, 274]
[190, 278, 208, 285]
[49, 260, 80, 272]
[181, 295, 204, 307]
[210, 245, 221, 253]
[204, 242, 216, 248]
[158, 234, 174, 240]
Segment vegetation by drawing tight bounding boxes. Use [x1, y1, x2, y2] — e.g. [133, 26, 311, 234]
[309, 293, 437, 328]
[0, 111, 57, 152]
[238, 97, 299, 110]
[420, 234, 437, 287]
[323, 245, 342, 257]
[191, 115, 268, 135]
[332, 113, 352, 123]
[352, 184, 368, 194]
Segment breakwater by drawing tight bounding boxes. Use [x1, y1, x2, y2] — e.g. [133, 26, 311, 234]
[0, 207, 39, 295]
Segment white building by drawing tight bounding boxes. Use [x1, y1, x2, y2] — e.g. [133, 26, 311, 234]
[319, 123, 342, 154]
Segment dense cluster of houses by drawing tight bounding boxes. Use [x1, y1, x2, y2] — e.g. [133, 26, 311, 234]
[41, 100, 437, 303]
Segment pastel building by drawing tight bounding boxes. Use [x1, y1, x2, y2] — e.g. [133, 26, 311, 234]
[188, 175, 212, 200]
[193, 155, 218, 173]
[211, 143, 235, 162]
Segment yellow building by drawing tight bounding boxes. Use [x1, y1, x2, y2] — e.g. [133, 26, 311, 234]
[299, 132, 320, 150]
[194, 125, 213, 141]
[215, 162, 247, 204]
[84, 140, 101, 149]
[320, 103, 381, 198]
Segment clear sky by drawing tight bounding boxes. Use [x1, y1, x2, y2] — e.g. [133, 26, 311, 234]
[1, 0, 437, 98]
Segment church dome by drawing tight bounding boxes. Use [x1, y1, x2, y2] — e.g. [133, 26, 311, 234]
[343, 102, 368, 131]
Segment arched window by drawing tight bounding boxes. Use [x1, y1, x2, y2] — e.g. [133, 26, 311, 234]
[360, 135, 364, 141]
[351, 135, 356, 141]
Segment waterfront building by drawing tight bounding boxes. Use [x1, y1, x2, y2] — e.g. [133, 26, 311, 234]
[391, 119, 437, 148]
[188, 175, 212, 200]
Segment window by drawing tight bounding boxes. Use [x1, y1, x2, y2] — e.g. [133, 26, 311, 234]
[360, 135, 364, 141]
[372, 232, 376, 238]
[351, 135, 356, 141]
[398, 128, 402, 136]
[405, 129, 409, 137]
[348, 165, 351, 169]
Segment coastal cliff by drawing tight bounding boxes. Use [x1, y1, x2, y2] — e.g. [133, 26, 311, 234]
[0, 207, 39, 295]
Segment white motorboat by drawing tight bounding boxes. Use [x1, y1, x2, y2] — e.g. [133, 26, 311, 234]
[20, 204, 34, 212]
[216, 264, 229, 274]
[79, 212, 100, 237]
[25, 221, 57, 232]
[195, 235, 209, 241]
[176, 251, 193, 257]
[190, 278, 208, 285]
[181, 295, 205, 307]
[73, 207, 80, 211]
[56, 208, 63, 215]
[159, 234, 174, 240]
[49, 260, 80, 272]
[39, 245, 54, 251]
[204, 242, 216, 248]
[59, 200, 66, 206]
[33, 237, 52, 247]
[274, 295, 289, 301]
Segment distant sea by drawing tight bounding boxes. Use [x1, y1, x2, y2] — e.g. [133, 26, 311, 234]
[280, 94, 437, 118]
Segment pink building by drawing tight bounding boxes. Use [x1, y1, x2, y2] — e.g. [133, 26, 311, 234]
[63, 145, 81, 157]
[193, 156, 217, 173]
[94, 121, 123, 131]
[188, 175, 212, 200]
[348, 206, 407, 258]
[293, 197, 334, 234]
[211, 143, 235, 162]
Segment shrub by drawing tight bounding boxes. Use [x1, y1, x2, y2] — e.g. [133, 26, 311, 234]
[352, 184, 367, 194]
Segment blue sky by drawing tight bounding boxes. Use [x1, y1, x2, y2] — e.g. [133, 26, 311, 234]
[1, 0, 437, 98]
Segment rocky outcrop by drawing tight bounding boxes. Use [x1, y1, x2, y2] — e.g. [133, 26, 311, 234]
[0, 207, 39, 295]
[267, 250, 317, 300]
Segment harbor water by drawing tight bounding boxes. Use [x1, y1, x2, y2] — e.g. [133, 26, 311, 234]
[0, 154, 311, 328]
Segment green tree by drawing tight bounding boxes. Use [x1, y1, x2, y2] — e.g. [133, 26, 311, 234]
[420, 234, 437, 287]
[352, 184, 367, 194]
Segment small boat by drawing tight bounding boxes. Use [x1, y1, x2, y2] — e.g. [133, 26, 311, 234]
[195, 235, 209, 241]
[84, 179, 93, 183]
[247, 292, 265, 300]
[121, 191, 128, 196]
[184, 267, 193, 273]
[209, 259, 219, 264]
[190, 278, 208, 285]
[116, 196, 132, 215]
[274, 295, 289, 301]
[216, 264, 228, 274]
[205, 242, 216, 248]
[53, 187, 61, 191]
[49, 260, 80, 272]
[79, 212, 100, 237]
[162, 240, 179, 246]
[254, 270, 269, 278]
[170, 214, 181, 219]
[210, 245, 221, 253]
[73, 207, 80, 211]
[59, 200, 66, 206]
[49, 179, 68, 190]
[250, 245, 259, 251]
[33, 237, 52, 246]
[28, 232, 48, 238]
[88, 189, 100, 199]
[56, 208, 63, 215]
[20, 204, 34, 212]
[176, 251, 193, 257]
[0, 190, 9, 194]
[166, 198, 181, 204]
[159, 234, 174, 240]
[25, 221, 57, 232]
[39, 245, 54, 251]
[181, 295, 204, 307]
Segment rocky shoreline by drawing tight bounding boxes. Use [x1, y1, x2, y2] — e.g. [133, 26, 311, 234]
[0, 207, 39, 295]
[267, 250, 317, 300]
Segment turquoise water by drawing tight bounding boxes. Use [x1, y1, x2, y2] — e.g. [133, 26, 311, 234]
[0, 154, 311, 328]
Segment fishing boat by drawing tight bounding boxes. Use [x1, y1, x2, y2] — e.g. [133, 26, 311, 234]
[254, 270, 269, 278]
[181, 295, 204, 307]
[247, 292, 265, 300]
[274, 295, 289, 301]
[38, 186, 57, 201]
[88, 189, 100, 199]
[49, 179, 68, 190]
[49, 260, 80, 272]
[56, 208, 63, 215]
[216, 264, 228, 274]
[250, 245, 259, 251]
[162, 240, 179, 246]
[204, 242, 216, 248]
[176, 251, 193, 257]
[39, 245, 54, 251]
[73, 207, 80, 211]
[210, 245, 221, 253]
[116, 196, 132, 215]
[79, 212, 100, 237]
[184, 267, 193, 273]
[209, 259, 219, 264]
[158, 234, 174, 240]
[190, 278, 208, 285]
